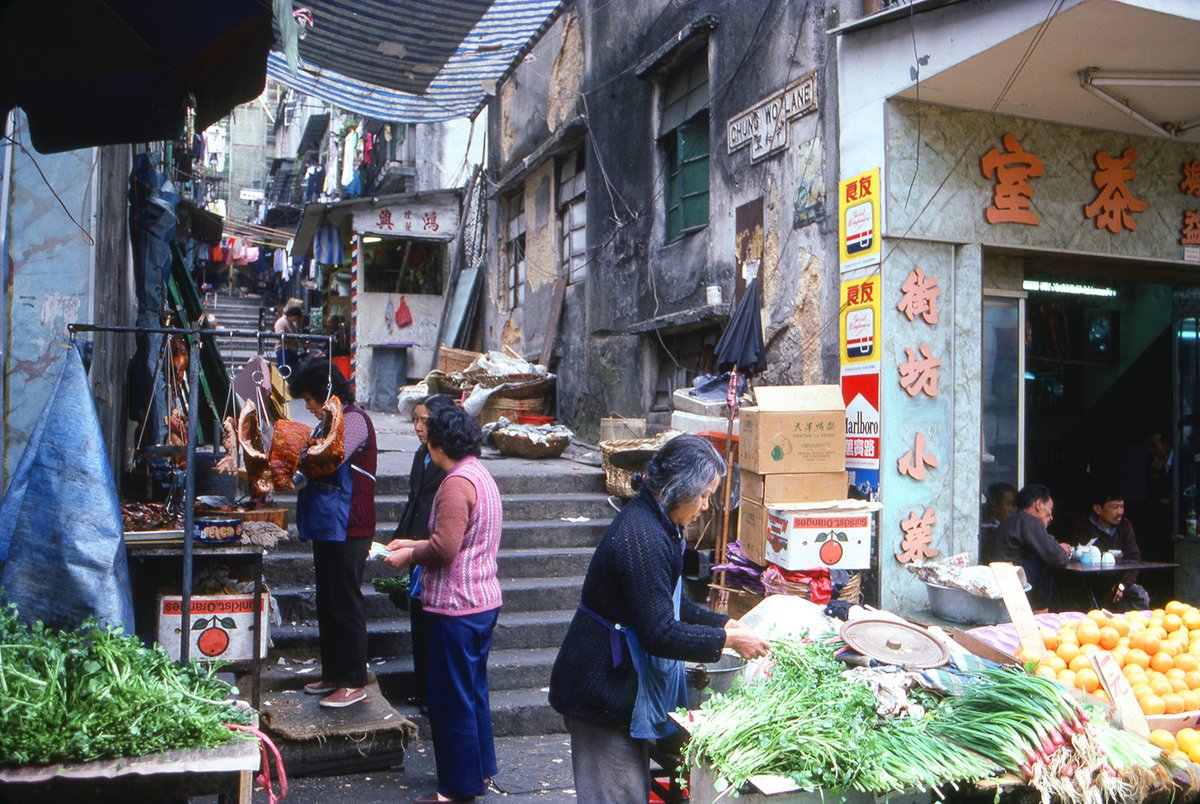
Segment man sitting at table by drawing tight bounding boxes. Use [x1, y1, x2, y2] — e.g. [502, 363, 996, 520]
[1067, 490, 1151, 610]
[983, 483, 1071, 612]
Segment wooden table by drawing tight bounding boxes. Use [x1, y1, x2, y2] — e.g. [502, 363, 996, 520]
[1060, 560, 1177, 608]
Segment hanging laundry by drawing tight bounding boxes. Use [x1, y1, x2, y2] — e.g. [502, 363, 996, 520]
[341, 125, 360, 187]
[313, 224, 344, 265]
[324, 140, 340, 196]
[363, 132, 374, 166]
[244, 245, 260, 263]
[274, 248, 287, 274]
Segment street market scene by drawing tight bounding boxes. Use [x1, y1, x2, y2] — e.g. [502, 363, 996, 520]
[4, 0, 1200, 802]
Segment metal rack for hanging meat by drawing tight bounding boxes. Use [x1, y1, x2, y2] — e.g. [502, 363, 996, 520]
[68, 322, 332, 690]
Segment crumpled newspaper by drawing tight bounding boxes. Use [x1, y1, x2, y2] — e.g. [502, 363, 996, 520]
[469, 351, 548, 376]
[906, 553, 1027, 598]
[494, 422, 573, 446]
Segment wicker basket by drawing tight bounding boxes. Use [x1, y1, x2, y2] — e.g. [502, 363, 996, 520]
[437, 346, 482, 373]
[492, 429, 570, 459]
[473, 373, 554, 400]
[599, 434, 674, 498]
[480, 395, 545, 424]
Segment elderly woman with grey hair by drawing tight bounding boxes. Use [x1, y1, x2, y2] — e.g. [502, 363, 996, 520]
[549, 434, 769, 801]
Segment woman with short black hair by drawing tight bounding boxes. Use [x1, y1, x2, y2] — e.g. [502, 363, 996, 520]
[288, 358, 377, 709]
[384, 406, 503, 803]
[549, 434, 769, 801]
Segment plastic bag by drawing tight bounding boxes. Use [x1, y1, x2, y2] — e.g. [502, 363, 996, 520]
[395, 296, 413, 329]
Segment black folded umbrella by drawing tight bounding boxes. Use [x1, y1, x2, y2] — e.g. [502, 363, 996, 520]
[713, 278, 765, 376]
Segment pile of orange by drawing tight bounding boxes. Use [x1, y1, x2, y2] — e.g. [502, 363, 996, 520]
[1019, 601, 1200, 718]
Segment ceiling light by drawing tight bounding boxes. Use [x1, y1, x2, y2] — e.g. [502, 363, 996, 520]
[1022, 280, 1116, 298]
[362, 235, 382, 244]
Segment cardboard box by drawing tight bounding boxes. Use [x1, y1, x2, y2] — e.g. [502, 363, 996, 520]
[740, 469, 848, 506]
[739, 385, 845, 473]
[738, 499, 769, 566]
[764, 501, 880, 571]
[672, 388, 733, 418]
[670, 409, 738, 436]
[157, 593, 270, 663]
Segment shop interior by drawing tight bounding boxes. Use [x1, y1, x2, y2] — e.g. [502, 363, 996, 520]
[983, 257, 1200, 600]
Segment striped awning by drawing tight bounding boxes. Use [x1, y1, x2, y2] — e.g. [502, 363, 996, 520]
[267, 0, 567, 123]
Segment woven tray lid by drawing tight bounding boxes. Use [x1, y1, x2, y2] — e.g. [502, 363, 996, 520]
[839, 618, 949, 668]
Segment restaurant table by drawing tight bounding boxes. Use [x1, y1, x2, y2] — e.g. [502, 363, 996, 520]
[1060, 560, 1177, 609]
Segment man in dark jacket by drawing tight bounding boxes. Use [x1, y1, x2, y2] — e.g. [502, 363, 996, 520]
[394, 394, 454, 708]
[984, 483, 1070, 611]
[1068, 490, 1151, 609]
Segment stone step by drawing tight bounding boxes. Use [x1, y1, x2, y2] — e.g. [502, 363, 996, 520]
[267, 468, 606, 504]
[272, 517, 607, 552]
[272, 609, 574, 659]
[272, 575, 586, 621]
[271, 492, 615, 523]
[388, 687, 565, 738]
[265, 646, 559, 697]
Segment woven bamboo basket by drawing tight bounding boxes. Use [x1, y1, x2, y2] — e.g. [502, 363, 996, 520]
[492, 429, 570, 459]
[599, 434, 673, 498]
[437, 346, 482, 373]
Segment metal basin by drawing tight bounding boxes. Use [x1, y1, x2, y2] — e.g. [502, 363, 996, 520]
[685, 653, 747, 708]
[924, 581, 1027, 626]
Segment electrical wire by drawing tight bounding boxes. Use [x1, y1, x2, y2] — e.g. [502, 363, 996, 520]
[1, 130, 95, 246]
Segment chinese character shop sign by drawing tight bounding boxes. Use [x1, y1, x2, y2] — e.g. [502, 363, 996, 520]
[726, 73, 817, 163]
[353, 198, 459, 239]
[839, 168, 881, 273]
[980, 133, 1044, 226]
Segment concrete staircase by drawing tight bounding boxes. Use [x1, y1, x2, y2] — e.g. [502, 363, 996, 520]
[204, 292, 272, 367]
[266, 459, 611, 736]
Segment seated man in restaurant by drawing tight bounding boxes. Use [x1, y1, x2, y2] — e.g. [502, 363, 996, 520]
[983, 483, 1071, 611]
[1067, 490, 1151, 610]
[978, 481, 1017, 557]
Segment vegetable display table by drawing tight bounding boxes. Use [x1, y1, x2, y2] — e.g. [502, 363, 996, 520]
[0, 733, 260, 803]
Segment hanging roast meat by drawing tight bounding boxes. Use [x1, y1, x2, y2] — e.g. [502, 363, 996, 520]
[269, 419, 312, 490]
[237, 401, 273, 497]
[215, 416, 239, 475]
[298, 396, 345, 478]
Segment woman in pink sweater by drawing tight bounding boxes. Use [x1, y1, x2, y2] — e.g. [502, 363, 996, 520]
[384, 406, 502, 803]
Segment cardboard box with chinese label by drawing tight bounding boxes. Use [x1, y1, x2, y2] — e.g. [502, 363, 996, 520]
[157, 593, 270, 663]
[738, 499, 770, 565]
[764, 501, 881, 571]
[739, 385, 845, 474]
[740, 469, 848, 506]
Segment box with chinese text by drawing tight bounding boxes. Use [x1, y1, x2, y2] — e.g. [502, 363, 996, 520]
[739, 386, 845, 474]
[764, 501, 880, 571]
[156, 593, 269, 663]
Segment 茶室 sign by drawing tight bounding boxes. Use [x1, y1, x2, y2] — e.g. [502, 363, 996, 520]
[726, 74, 818, 163]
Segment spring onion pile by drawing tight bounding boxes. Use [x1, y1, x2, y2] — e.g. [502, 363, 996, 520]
[929, 666, 1176, 803]
[682, 638, 999, 796]
[371, 575, 410, 595]
[0, 602, 252, 766]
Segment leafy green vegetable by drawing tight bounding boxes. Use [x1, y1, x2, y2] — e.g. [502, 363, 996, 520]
[682, 637, 997, 795]
[0, 600, 251, 766]
[371, 575, 410, 595]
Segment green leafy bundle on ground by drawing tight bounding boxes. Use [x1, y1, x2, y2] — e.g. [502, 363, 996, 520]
[0, 601, 251, 766]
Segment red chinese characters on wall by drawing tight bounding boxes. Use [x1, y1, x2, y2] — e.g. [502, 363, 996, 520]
[1182, 210, 1200, 247]
[1083, 147, 1148, 234]
[898, 343, 940, 398]
[897, 432, 938, 481]
[896, 507, 939, 564]
[1181, 160, 1200, 197]
[845, 174, 872, 202]
[376, 209, 395, 230]
[980, 133, 1044, 225]
[845, 279, 874, 306]
[896, 267, 940, 325]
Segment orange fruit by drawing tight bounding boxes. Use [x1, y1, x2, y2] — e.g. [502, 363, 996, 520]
[1152, 651, 1176, 674]
[1168, 668, 1188, 681]
[1076, 667, 1101, 693]
[1140, 694, 1167, 716]
[1177, 654, 1200, 672]
[1133, 632, 1162, 655]
[1110, 646, 1129, 667]
[1037, 665, 1057, 680]
[1046, 655, 1067, 673]
[1150, 626, 1170, 642]
[1132, 682, 1154, 700]
[1165, 693, 1188, 714]
[1041, 629, 1060, 651]
[1178, 728, 1200, 753]
[1099, 627, 1121, 650]
[1016, 647, 1043, 665]
[1184, 611, 1200, 631]
[1182, 690, 1200, 712]
[1190, 743, 1200, 764]
[1057, 669, 1077, 688]
[1077, 622, 1102, 645]
[1080, 643, 1101, 656]
[1173, 676, 1191, 693]
[1162, 640, 1184, 658]
[1151, 676, 1174, 697]
[1057, 643, 1082, 664]
[1167, 601, 1189, 617]
[1093, 688, 1111, 704]
[1112, 618, 1131, 637]
[1186, 670, 1200, 690]
[1126, 648, 1152, 669]
[1167, 613, 1186, 633]
[1150, 728, 1178, 752]
[1069, 654, 1093, 673]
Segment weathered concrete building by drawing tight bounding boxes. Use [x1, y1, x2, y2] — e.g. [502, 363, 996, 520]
[485, 1, 856, 441]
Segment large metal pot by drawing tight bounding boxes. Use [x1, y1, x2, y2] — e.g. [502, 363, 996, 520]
[924, 581, 1026, 626]
[685, 652, 747, 708]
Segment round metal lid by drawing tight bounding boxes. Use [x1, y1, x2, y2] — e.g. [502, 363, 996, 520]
[839, 618, 950, 668]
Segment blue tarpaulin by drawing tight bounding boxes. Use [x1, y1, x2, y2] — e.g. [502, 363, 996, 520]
[0, 349, 134, 632]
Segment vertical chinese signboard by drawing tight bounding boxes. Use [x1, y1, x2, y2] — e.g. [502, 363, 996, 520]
[840, 274, 881, 499]
[839, 168, 881, 273]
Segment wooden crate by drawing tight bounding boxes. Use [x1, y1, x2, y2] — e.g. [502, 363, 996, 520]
[437, 346, 482, 373]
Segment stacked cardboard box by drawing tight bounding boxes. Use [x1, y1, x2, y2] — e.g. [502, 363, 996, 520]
[736, 385, 849, 566]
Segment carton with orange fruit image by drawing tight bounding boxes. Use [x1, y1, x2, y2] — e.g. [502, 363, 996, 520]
[157, 593, 270, 663]
[1027, 601, 1200, 740]
[763, 500, 880, 571]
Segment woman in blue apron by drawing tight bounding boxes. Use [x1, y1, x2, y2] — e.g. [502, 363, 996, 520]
[549, 435, 769, 801]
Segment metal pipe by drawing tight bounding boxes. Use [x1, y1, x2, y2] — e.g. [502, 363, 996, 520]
[180, 333, 200, 663]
